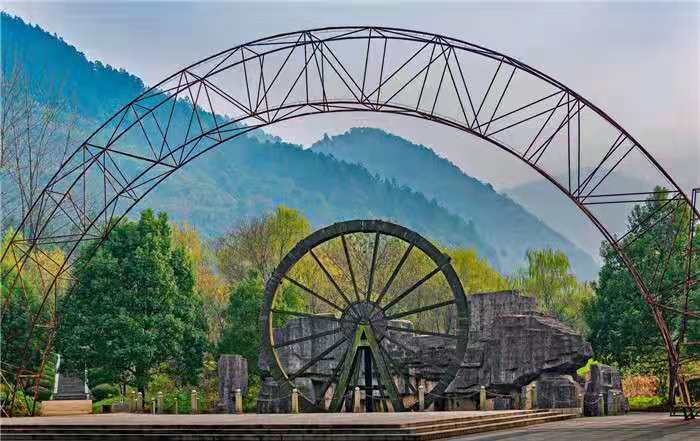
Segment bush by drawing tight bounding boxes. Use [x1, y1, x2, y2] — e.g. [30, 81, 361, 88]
[1, 386, 37, 416]
[628, 395, 665, 411]
[91, 383, 119, 401]
[576, 359, 599, 378]
[623, 375, 658, 398]
[92, 397, 118, 414]
[23, 385, 52, 401]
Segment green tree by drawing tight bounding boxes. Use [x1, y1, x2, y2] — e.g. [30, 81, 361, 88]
[217, 271, 303, 375]
[512, 248, 594, 332]
[1, 268, 42, 385]
[216, 205, 312, 284]
[585, 189, 699, 377]
[217, 273, 264, 373]
[171, 222, 228, 344]
[1, 229, 58, 391]
[55, 209, 208, 393]
[448, 247, 510, 294]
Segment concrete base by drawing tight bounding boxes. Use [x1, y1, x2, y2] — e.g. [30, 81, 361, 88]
[39, 400, 92, 416]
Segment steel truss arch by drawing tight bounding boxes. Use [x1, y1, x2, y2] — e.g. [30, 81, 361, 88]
[2, 26, 698, 415]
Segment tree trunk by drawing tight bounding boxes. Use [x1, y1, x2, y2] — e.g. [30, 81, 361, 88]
[667, 357, 676, 409]
[135, 368, 147, 397]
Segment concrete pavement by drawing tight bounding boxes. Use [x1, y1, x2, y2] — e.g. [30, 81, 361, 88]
[447, 413, 699, 441]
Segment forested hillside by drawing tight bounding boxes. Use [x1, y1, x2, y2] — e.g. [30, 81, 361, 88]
[145, 139, 497, 265]
[1, 13, 596, 276]
[312, 128, 598, 280]
[1, 13, 498, 267]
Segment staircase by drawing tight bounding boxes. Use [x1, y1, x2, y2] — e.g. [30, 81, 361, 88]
[53, 374, 88, 401]
[1, 409, 577, 440]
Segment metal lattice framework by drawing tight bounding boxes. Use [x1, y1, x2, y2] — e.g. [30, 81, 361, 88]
[2, 26, 698, 415]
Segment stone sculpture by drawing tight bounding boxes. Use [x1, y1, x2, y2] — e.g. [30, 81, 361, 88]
[215, 354, 248, 413]
[584, 363, 627, 416]
[257, 290, 593, 413]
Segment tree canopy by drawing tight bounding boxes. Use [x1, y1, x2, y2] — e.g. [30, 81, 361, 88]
[217, 207, 309, 373]
[171, 222, 228, 344]
[216, 205, 312, 283]
[585, 188, 699, 370]
[511, 248, 594, 332]
[55, 209, 208, 392]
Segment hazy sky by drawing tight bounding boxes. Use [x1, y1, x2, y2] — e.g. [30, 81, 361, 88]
[4, 1, 699, 190]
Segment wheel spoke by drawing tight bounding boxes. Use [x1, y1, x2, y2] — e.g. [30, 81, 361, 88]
[315, 341, 352, 408]
[341, 235, 361, 303]
[289, 334, 350, 380]
[367, 232, 380, 301]
[382, 265, 442, 311]
[273, 327, 342, 348]
[270, 308, 342, 322]
[310, 249, 353, 307]
[386, 324, 458, 339]
[385, 299, 455, 321]
[375, 244, 413, 305]
[284, 275, 344, 313]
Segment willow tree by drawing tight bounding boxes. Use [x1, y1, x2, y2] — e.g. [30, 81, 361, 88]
[512, 248, 594, 332]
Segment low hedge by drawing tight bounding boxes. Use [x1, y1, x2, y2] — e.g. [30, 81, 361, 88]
[628, 395, 666, 412]
[91, 383, 120, 401]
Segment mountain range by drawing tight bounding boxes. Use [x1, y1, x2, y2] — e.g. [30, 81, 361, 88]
[505, 170, 653, 261]
[1, 13, 600, 279]
[312, 129, 600, 278]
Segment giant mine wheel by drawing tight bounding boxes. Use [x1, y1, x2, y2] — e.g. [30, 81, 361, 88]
[1, 26, 697, 415]
[261, 220, 469, 412]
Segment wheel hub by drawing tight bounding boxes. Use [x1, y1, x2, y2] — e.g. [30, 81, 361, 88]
[341, 300, 388, 339]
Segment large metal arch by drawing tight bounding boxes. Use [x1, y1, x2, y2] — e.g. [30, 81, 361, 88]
[2, 26, 697, 414]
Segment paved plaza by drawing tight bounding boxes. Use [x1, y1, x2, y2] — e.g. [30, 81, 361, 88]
[449, 413, 699, 441]
[3, 411, 698, 440]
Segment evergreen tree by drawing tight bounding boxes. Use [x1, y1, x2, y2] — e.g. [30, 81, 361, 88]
[585, 188, 699, 377]
[55, 209, 208, 393]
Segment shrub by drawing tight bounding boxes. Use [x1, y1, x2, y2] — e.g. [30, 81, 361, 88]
[91, 383, 119, 401]
[23, 385, 52, 401]
[576, 358, 599, 378]
[1, 386, 36, 416]
[628, 395, 665, 411]
[623, 375, 658, 398]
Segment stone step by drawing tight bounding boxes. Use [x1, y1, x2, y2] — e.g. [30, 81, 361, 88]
[414, 413, 576, 440]
[398, 409, 550, 429]
[54, 374, 87, 400]
[404, 411, 568, 434]
[1, 410, 557, 432]
[1, 411, 577, 440]
[2, 413, 558, 435]
[56, 376, 85, 393]
[52, 394, 88, 400]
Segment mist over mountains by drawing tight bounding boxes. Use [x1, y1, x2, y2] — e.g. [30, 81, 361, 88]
[1, 13, 600, 279]
[505, 170, 654, 261]
[312, 128, 599, 279]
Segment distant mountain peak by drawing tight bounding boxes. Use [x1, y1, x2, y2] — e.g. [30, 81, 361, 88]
[312, 128, 599, 280]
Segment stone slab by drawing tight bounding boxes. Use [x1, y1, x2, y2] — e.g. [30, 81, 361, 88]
[39, 400, 92, 416]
